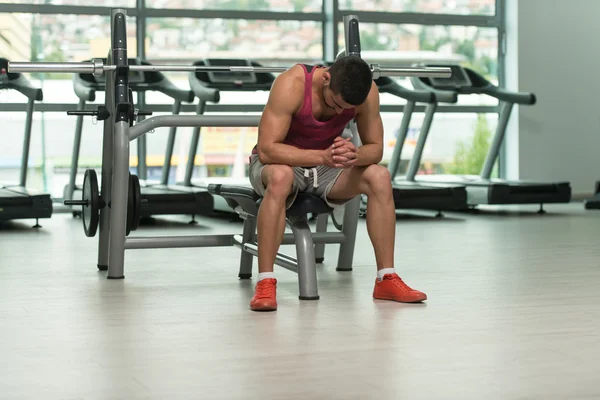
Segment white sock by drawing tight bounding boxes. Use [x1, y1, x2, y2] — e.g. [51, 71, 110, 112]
[377, 268, 396, 280]
[258, 272, 276, 282]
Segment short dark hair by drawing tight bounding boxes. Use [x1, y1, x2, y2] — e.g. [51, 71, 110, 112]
[328, 56, 372, 106]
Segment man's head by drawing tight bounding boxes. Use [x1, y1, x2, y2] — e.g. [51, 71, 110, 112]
[322, 55, 372, 114]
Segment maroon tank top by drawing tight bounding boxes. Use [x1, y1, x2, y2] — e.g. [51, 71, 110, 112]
[252, 64, 356, 156]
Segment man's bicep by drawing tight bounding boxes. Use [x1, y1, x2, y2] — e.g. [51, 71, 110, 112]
[258, 101, 292, 146]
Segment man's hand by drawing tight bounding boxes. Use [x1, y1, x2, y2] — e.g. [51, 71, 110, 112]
[327, 136, 357, 169]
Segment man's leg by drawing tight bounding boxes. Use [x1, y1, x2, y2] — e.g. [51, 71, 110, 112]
[250, 165, 296, 311]
[327, 164, 427, 303]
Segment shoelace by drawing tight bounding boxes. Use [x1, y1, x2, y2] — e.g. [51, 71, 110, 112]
[384, 274, 414, 292]
[255, 280, 276, 298]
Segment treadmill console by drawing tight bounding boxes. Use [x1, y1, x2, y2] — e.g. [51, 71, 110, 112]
[428, 64, 472, 90]
[204, 58, 257, 85]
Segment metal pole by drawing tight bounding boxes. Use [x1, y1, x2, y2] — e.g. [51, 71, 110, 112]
[107, 8, 130, 279]
[8, 62, 452, 79]
[97, 53, 115, 272]
[288, 216, 319, 300]
[344, 14, 361, 57]
[19, 98, 35, 187]
[184, 101, 207, 186]
[405, 102, 437, 181]
[314, 213, 328, 263]
[160, 99, 182, 185]
[108, 121, 129, 279]
[336, 121, 361, 272]
[129, 115, 262, 141]
[137, 118, 147, 180]
[388, 100, 415, 179]
[481, 102, 514, 179]
[66, 98, 86, 200]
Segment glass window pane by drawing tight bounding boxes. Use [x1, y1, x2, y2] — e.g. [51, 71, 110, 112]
[338, 22, 498, 105]
[383, 112, 499, 177]
[146, 0, 322, 12]
[339, 0, 495, 15]
[0, 0, 135, 5]
[0, 12, 136, 197]
[0, 13, 137, 104]
[145, 18, 322, 104]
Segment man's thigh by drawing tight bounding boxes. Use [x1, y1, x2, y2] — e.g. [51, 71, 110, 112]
[314, 165, 364, 208]
[248, 155, 305, 209]
[323, 166, 370, 203]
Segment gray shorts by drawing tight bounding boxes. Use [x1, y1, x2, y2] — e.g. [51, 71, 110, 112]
[248, 154, 349, 210]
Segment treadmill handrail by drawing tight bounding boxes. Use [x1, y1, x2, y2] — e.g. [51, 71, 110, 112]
[375, 77, 436, 103]
[158, 77, 195, 103]
[188, 72, 220, 103]
[72, 58, 195, 103]
[73, 73, 96, 102]
[5, 75, 43, 101]
[409, 75, 458, 104]
[483, 86, 536, 105]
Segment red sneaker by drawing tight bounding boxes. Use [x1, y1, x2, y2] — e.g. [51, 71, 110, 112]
[373, 273, 427, 303]
[250, 278, 278, 311]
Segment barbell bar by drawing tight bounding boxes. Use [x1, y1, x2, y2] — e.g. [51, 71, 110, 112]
[8, 60, 451, 79]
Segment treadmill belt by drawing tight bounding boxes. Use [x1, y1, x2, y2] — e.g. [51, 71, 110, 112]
[0, 187, 53, 220]
[391, 184, 468, 211]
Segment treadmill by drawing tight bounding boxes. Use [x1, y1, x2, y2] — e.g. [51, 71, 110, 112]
[66, 58, 213, 219]
[181, 58, 276, 213]
[0, 59, 53, 225]
[411, 64, 572, 210]
[363, 76, 468, 213]
[584, 182, 600, 209]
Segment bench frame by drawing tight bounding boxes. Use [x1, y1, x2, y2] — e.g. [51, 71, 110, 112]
[209, 184, 361, 300]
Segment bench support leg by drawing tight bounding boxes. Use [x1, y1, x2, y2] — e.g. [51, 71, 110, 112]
[238, 216, 256, 279]
[288, 216, 320, 300]
[314, 213, 328, 264]
[337, 196, 360, 271]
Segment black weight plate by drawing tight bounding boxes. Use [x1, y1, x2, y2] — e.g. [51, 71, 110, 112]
[126, 173, 133, 236]
[130, 174, 141, 231]
[83, 169, 100, 237]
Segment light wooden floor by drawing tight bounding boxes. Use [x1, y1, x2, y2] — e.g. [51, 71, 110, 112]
[1, 203, 599, 400]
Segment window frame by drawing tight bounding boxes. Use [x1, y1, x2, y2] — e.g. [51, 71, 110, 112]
[0, 0, 507, 176]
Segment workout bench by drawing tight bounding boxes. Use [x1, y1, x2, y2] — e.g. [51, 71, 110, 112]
[208, 184, 361, 300]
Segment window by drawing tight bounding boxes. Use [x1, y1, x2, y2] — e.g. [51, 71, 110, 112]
[0, 0, 135, 5]
[384, 112, 499, 177]
[146, 0, 322, 12]
[338, 23, 499, 90]
[339, 0, 495, 15]
[335, 22, 500, 175]
[0, 12, 136, 197]
[145, 18, 322, 104]
[0, 13, 137, 103]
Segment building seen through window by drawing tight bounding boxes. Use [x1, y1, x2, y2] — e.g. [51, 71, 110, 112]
[0, 1, 501, 199]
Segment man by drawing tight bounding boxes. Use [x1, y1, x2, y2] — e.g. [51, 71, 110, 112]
[248, 56, 427, 311]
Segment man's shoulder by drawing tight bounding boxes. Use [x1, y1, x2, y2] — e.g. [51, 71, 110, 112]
[270, 65, 307, 101]
[277, 64, 307, 87]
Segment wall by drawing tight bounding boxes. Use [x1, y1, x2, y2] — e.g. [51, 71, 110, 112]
[505, 0, 600, 197]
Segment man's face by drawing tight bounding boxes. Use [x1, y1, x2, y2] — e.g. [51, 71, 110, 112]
[322, 85, 354, 115]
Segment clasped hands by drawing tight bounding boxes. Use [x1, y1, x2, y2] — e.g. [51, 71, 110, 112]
[324, 136, 357, 169]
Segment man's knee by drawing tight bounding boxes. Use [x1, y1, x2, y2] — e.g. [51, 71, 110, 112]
[362, 164, 392, 196]
[264, 165, 295, 198]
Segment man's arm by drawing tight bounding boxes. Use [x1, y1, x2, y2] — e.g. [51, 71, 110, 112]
[353, 81, 385, 166]
[257, 66, 327, 167]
